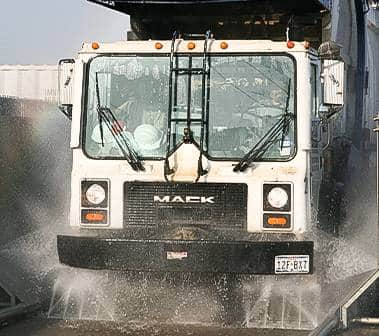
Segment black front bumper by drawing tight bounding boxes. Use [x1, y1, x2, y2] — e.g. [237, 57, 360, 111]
[57, 234, 314, 274]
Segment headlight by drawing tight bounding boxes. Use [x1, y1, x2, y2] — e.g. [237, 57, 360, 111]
[85, 184, 106, 205]
[267, 187, 288, 208]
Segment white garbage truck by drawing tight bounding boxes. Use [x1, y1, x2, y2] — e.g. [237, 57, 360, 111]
[57, 0, 345, 274]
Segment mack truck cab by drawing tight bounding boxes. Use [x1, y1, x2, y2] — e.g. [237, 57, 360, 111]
[57, 0, 345, 275]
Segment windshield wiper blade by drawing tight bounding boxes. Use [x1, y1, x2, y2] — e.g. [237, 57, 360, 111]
[98, 107, 145, 171]
[233, 79, 293, 172]
[95, 73, 144, 172]
[233, 113, 294, 172]
[95, 73, 105, 147]
[280, 79, 292, 149]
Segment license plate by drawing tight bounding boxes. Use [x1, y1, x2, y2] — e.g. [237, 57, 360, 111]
[166, 251, 188, 260]
[275, 255, 310, 274]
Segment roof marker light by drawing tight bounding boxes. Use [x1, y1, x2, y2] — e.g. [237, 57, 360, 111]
[187, 42, 196, 50]
[92, 42, 100, 50]
[287, 41, 295, 49]
[155, 42, 163, 50]
[220, 41, 228, 49]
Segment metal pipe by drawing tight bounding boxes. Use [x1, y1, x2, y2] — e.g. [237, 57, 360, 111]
[351, 318, 379, 325]
[308, 312, 339, 336]
[322, 122, 331, 151]
[376, 115, 379, 270]
[352, 0, 366, 148]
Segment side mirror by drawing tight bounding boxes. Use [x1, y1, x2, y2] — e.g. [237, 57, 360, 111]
[58, 59, 75, 120]
[322, 59, 344, 106]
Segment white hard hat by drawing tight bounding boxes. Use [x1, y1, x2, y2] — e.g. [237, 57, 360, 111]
[134, 124, 163, 151]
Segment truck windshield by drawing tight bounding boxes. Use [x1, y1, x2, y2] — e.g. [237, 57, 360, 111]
[84, 54, 295, 161]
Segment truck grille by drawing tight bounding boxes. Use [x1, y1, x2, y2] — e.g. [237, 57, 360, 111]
[124, 182, 247, 229]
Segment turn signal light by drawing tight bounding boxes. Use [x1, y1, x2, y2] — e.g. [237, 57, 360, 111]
[267, 217, 287, 226]
[263, 213, 290, 229]
[85, 213, 105, 222]
[92, 42, 100, 50]
[81, 209, 108, 225]
[286, 41, 295, 49]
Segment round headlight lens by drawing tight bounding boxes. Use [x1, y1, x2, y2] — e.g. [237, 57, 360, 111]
[86, 184, 106, 205]
[267, 187, 288, 208]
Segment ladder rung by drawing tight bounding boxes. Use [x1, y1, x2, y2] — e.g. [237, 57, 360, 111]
[170, 118, 206, 123]
[171, 68, 208, 74]
[180, 33, 208, 39]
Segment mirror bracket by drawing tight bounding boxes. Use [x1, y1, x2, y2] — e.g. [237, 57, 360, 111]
[59, 104, 73, 120]
[318, 104, 343, 121]
[58, 59, 75, 120]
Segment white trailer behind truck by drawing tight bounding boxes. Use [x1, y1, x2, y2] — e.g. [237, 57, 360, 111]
[56, 0, 346, 275]
[0, 65, 58, 119]
[0, 65, 58, 102]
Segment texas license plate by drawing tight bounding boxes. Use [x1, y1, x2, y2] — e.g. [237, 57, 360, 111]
[275, 255, 310, 274]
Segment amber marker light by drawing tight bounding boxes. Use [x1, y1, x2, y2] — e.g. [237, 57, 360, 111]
[220, 41, 229, 49]
[286, 41, 295, 49]
[85, 213, 105, 222]
[92, 42, 100, 50]
[268, 217, 288, 226]
[155, 42, 163, 50]
[187, 42, 196, 50]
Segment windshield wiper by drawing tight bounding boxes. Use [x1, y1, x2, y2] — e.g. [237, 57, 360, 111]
[233, 79, 294, 172]
[95, 73, 144, 172]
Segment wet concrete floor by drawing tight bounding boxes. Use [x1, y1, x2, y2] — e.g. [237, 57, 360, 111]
[1, 317, 378, 336]
[0, 317, 309, 336]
